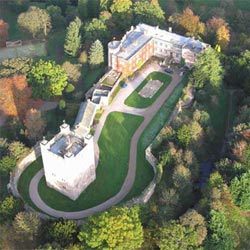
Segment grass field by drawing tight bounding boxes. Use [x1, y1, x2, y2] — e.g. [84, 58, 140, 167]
[125, 72, 172, 108]
[18, 112, 143, 211]
[17, 158, 43, 211]
[124, 75, 189, 200]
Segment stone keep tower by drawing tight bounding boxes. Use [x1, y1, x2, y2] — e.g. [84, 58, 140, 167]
[40, 121, 96, 200]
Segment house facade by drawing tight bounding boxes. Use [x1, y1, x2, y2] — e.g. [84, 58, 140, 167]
[108, 23, 210, 76]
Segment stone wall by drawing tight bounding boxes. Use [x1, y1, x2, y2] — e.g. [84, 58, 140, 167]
[9, 144, 41, 198]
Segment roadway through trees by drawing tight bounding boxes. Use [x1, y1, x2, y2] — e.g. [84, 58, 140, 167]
[29, 63, 183, 219]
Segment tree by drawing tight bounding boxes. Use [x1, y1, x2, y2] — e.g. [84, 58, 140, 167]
[172, 164, 193, 206]
[88, 39, 104, 68]
[0, 137, 9, 157]
[46, 0, 70, 13]
[6, 0, 30, 13]
[62, 61, 81, 83]
[8, 141, 29, 160]
[177, 124, 193, 147]
[78, 50, 88, 64]
[100, 0, 112, 11]
[78, 0, 88, 19]
[179, 209, 207, 245]
[206, 17, 230, 50]
[46, 5, 65, 30]
[233, 50, 250, 93]
[158, 188, 181, 220]
[88, 0, 100, 18]
[0, 75, 33, 120]
[64, 17, 82, 57]
[216, 25, 230, 51]
[192, 48, 224, 88]
[230, 172, 250, 211]
[0, 155, 16, 175]
[0, 19, 9, 47]
[13, 212, 41, 247]
[0, 196, 23, 223]
[27, 60, 68, 99]
[169, 8, 205, 38]
[156, 220, 199, 250]
[133, 0, 165, 26]
[84, 18, 109, 44]
[24, 108, 46, 143]
[46, 219, 78, 247]
[17, 6, 51, 38]
[205, 210, 234, 250]
[65, 5, 80, 23]
[78, 206, 143, 249]
[0, 57, 33, 78]
[110, 0, 133, 31]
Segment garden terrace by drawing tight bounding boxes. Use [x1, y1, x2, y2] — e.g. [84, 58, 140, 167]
[125, 71, 172, 108]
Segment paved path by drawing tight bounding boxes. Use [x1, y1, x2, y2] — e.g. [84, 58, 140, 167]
[29, 63, 183, 219]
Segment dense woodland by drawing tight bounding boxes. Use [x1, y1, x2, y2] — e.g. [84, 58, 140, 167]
[1, 0, 250, 249]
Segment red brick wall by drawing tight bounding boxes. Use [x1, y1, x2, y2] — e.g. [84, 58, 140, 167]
[116, 40, 154, 76]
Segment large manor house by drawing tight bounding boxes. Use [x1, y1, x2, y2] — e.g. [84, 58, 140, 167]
[108, 23, 209, 76]
[40, 23, 209, 200]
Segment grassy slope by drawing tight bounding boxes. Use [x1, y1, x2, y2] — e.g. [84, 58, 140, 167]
[18, 112, 143, 211]
[125, 75, 189, 200]
[17, 158, 43, 211]
[125, 72, 172, 108]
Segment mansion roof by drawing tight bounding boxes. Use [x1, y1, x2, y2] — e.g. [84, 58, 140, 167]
[109, 23, 209, 61]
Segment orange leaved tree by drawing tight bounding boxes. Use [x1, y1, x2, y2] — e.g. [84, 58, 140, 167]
[24, 108, 45, 143]
[0, 75, 33, 120]
[0, 19, 9, 47]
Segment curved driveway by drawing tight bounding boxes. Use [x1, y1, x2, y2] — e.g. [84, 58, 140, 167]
[29, 63, 183, 219]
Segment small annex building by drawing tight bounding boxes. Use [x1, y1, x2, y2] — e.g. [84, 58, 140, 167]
[108, 23, 210, 76]
[40, 121, 96, 200]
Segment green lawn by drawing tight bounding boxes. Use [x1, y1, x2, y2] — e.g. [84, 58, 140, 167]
[17, 158, 43, 211]
[125, 72, 172, 108]
[125, 75, 188, 200]
[18, 112, 143, 212]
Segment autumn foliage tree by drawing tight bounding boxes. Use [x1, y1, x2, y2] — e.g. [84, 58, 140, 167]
[0, 19, 9, 47]
[169, 8, 205, 38]
[17, 6, 51, 38]
[206, 17, 230, 50]
[24, 108, 45, 143]
[0, 75, 33, 120]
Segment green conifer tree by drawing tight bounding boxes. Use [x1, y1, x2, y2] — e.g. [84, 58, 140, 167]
[89, 39, 104, 68]
[64, 17, 82, 57]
